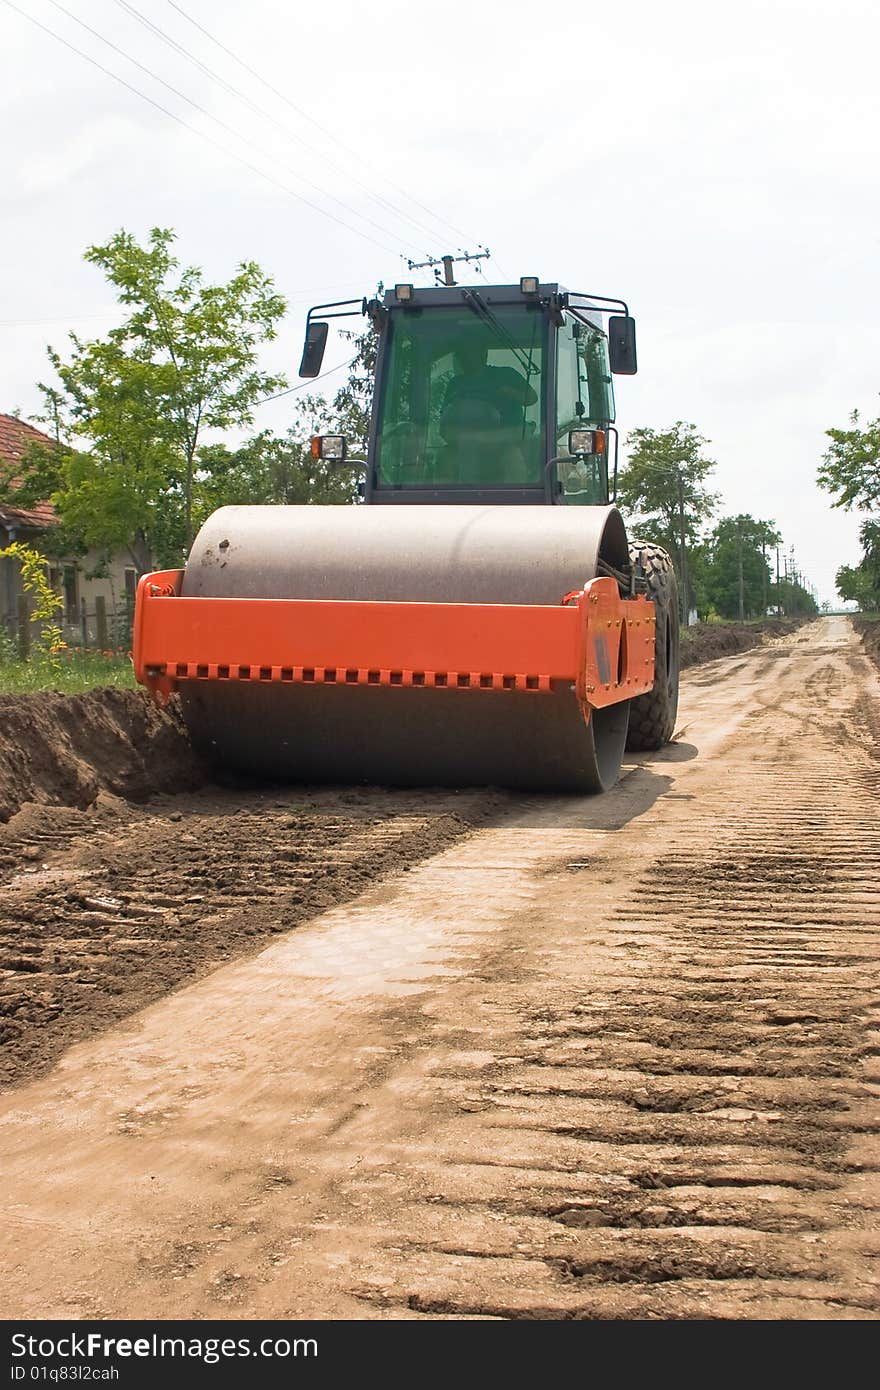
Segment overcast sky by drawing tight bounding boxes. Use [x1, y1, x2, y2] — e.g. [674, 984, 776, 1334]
[2, 0, 878, 603]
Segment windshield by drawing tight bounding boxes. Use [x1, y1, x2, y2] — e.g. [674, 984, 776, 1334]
[373, 303, 545, 488]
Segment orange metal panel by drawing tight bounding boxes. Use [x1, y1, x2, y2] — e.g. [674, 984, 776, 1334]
[573, 584, 655, 707]
[133, 572, 656, 711]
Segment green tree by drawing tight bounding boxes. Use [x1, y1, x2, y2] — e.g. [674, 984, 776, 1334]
[772, 576, 819, 617]
[40, 228, 286, 568]
[617, 422, 719, 617]
[702, 514, 781, 619]
[174, 303, 378, 536]
[835, 520, 880, 609]
[0, 541, 64, 664]
[818, 409, 880, 510]
[817, 407, 880, 608]
[330, 314, 380, 454]
[0, 436, 90, 563]
[195, 396, 359, 521]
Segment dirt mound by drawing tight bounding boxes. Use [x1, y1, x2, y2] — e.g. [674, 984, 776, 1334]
[0, 689, 202, 823]
[854, 615, 880, 673]
[681, 617, 803, 669]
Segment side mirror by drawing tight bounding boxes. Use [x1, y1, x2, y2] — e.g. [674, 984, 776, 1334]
[299, 321, 329, 378]
[608, 315, 637, 375]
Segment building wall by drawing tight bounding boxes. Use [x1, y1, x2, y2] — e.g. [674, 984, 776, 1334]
[48, 550, 140, 648]
[1, 528, 141, 650]
[0, 544, 18, 641]
[0, 521, 25, 639]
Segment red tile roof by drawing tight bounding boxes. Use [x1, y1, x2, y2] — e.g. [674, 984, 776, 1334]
[0, 413, 58, 530]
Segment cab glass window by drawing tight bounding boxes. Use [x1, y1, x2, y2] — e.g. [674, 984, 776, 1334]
[374, 305, 545, 488]
[555, 315, 614, 506]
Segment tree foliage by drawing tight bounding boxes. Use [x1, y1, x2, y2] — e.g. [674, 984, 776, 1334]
[0, 438, 89, 562]
[40, 228, 286, 567]
[617, 422, 719, 614]
[189, 321, 377, 523]
[771, 576, 819, 616]
[195, 397, 359, 520]
[818, 410, 880, 511]
[817, 407, 880, 607]
[700, 514, 781, 619]
[618, 423, 718, 551]
[835, 520, 880, 609]
[0, 541, 64, 663]
[332, 320, 379, 455]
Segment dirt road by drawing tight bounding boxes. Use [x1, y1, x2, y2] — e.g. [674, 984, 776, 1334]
[1, 616, 878, 1319]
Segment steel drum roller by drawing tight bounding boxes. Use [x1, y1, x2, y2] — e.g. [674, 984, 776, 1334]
[179, 504, 631, 792]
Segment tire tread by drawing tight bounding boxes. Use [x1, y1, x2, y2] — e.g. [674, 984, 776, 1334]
[626, 541, 680, 751]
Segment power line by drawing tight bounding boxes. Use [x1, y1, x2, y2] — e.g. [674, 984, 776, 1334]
[0, 311, 120, 327]
[0, 283, 367, 330]
[108, 0, 424, 259]
[164, 0, 479, 250]
[256, 356, 355, 405]
[2, 0, 401, 257]
[165, 0, 452, 250]
[43, 0, 411, 257]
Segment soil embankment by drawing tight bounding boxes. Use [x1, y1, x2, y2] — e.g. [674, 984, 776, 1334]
[680, 616, 803, 669]
[854, 614, 880, 673]
[0, 689, 201, 823]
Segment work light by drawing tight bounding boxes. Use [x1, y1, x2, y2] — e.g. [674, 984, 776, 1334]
[311, 435, 348, 462]
[568, 429, 606, 456]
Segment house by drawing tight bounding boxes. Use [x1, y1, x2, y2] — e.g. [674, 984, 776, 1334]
[0, 413, 141, 649]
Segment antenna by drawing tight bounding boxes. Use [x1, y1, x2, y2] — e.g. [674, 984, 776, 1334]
[406, 247, 491, 287]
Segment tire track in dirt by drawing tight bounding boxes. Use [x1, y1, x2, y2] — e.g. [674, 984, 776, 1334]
[0, 618, 877, 1320]
[328, 620, 880, 1319]
[0, 787, 506, 1087]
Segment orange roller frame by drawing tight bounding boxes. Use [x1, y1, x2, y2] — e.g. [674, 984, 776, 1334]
[133, 570, 655, 710]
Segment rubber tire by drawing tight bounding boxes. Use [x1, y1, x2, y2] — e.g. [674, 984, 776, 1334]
[626, 541, 680, 750]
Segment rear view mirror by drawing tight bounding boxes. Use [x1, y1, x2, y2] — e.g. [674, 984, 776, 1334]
[299, 321, 329, 378]
[608, 316, 637, 375]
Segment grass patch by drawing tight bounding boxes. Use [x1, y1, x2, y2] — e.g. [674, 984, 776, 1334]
[0, 649, 137, 695]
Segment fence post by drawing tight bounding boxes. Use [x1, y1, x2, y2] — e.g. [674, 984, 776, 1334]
[17, 594, 30, 660]
[80, 597, 88, 647]
[95, 595, 108, 651]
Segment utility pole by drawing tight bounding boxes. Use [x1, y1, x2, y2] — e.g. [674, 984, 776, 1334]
[406, 248, 490, 287]
[761, 537, 768, 617]
[736, 516, 745, 621]
[676, 469, 689, 627]
[776, 545, 781, 615]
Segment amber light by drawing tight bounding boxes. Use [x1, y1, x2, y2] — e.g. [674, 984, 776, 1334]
[568, 428, 607, 457]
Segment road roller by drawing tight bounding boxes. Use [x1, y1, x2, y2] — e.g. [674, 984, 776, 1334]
[133, 276, 680, 792]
